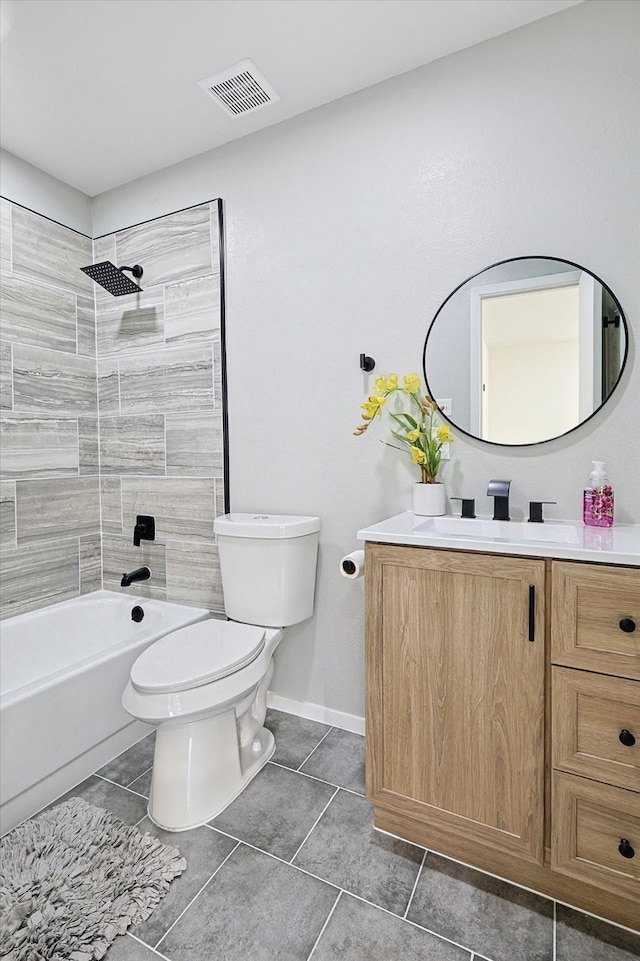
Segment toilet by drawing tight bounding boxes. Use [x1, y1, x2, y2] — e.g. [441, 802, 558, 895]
[122, 512, 320, 831]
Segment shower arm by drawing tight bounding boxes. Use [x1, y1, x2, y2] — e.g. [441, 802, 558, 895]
[119, 265, 144, 279]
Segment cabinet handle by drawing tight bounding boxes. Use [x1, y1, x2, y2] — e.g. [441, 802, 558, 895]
[618, 839, 635, 859]
[619, 617, 636, 633]
[528, 585, 535, 642]
[619, 729, 636, 747]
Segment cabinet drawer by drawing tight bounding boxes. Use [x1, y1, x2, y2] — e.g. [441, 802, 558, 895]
[552, 771, 640, 902]
[553, 667, 640, 791]
[551, 562, 640, 679]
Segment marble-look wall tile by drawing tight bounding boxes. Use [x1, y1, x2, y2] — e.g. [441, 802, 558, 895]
[80, 534, 102, 594]
[121, 476, 215, 543]
[214, 477, 227, 517]
[78, 416, 99, 474]
[0, 414, 78, 479]
[13, 344, 97, 413]
[213, 330, 223, 409]
[166, 541, 223, 611]
[118, 343, 213, 415]
[96, 287, 164, 357]
[101, 477, 123, 534]
[11, 205, 93, 297]
[165, 275, 220, 344]
[0, 480, 16, 549]
[77, 294, 96, 357]
[116, 204, 212, 289]
[92, 234, 116, 264]
[1, 341, 13, 409]
[102, 533, 167, 598]
[166, 411, 223, 476]
[0, 540, 80, 618]
[16, 476, 100, 544]
[0, 272, 78, 352]
[209, 201, 221, 270]
[0, 199, 11, 272]
[97, 358, 120, 414]
[99, 415, 165, 475]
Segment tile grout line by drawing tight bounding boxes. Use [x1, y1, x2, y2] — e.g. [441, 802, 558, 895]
[553, 899, 557, 961]
[289, 786, 340, 865]
[305, 890, 343, 961]
[153, 839, 241, 952]
[269, 758, 366, 799]
[294, 725, 335, 772]
[403, 846, 428, 920]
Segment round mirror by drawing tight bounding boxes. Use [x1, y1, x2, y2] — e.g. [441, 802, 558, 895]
[422, 256, 628, 446]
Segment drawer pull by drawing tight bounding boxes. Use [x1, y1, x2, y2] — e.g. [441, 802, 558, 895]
[619, 729, 636, 747]
[619, 617, 636, 633]
[618, 839, 635, 860]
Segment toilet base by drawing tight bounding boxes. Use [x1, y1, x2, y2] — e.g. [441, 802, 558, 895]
[147, 710, 275, 832]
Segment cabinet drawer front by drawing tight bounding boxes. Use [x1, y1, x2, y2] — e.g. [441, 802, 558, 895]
[552, 772, 640, 901]
[551, 562, 640, 679]
[553, 668, 640, 791]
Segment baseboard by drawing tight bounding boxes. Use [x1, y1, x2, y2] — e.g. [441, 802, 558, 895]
[266, 692, 365, 736]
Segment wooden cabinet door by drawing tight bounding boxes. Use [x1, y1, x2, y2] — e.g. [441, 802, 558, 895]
[366, 544, 545, 863]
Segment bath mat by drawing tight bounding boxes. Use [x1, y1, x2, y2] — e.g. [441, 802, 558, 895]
[0, 796, 186, 960]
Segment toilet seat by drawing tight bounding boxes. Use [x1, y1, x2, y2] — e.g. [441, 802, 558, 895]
[130, 620, 266, 695]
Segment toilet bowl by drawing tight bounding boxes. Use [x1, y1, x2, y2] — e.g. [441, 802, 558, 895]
[122, 513, 320, 831]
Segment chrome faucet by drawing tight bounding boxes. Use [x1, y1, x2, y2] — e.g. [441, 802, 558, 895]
[121, 566, 151, 588]
[487, 480, 511, 521]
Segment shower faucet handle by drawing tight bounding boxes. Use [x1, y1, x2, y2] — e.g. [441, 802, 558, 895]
[133, 515, 156, 547]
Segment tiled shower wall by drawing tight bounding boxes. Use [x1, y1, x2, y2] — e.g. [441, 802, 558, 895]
[95, 201, 225, 611]
[0, 198, 99, 618]
[0, 198, 226, 619]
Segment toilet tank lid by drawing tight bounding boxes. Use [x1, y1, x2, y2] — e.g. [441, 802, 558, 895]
[214, 513, 320, 538]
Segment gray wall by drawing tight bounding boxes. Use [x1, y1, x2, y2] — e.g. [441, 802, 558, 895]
[2, 1, 639, 721]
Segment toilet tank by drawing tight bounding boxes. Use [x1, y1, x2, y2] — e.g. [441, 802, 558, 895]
[214, 513, 320, 627]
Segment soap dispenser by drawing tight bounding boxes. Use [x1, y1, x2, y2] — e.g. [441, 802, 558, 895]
[583, 461, 614, 528]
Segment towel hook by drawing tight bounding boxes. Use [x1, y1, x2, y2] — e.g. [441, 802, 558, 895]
[360, 353, 375, 372]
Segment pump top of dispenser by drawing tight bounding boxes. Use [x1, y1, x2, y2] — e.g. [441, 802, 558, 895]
[589, 461, 607, 485]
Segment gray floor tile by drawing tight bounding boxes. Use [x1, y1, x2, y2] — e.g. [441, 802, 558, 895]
[556, 905, 640, 960]
[312, 893, 471, 960]
[132, 821, 237, 948]
[158, 843, 338, 961]
[128, 768, 153, 799]
[55, 775, 149, 825]
[210, 761, 336, 861]
[102, 933, 164, 960]
[300, 727, 365, 794]
[407, 853, 554, 961]
[293, 789, 423, 915]
[96, 733, 156, 787]
[265, 708, 330, 769]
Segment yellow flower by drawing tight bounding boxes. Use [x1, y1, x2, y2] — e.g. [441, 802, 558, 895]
[403, 374, 421, 395]
[406, 428, 422, 442]
[374, 374, 398, 394]
[436, 424, 454, 444]
[360, 395, 386, 419]
[410, 446, 426, 465]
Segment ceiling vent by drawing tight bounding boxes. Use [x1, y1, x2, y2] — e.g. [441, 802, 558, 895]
[198, 59, 280, 118]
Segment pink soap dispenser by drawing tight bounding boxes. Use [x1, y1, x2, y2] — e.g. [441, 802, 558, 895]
[583, 460, 614, 528]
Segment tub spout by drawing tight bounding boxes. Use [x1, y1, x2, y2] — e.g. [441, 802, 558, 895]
[121, 566, 151, 588]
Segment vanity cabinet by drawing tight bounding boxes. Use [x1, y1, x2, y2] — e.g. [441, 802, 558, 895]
[365, 543, 640, 931]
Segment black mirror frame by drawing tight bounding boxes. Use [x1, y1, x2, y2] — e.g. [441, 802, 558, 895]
[422, 255, 629, 448]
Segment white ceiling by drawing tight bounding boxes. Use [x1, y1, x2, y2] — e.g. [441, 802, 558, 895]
[0, 0, 581, 197]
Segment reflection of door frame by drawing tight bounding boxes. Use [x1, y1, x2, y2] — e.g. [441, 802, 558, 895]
[469, 271, 587, 437]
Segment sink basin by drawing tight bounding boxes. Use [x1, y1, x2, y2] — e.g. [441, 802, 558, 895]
[414, 516, 581, 545]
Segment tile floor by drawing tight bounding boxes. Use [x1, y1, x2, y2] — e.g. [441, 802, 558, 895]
[52, 710, 639, 961]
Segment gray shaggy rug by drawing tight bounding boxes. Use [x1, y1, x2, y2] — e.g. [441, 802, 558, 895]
[0, 797, 186, 960]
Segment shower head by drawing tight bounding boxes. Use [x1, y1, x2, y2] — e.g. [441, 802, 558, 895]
[80, 261, 143, 296]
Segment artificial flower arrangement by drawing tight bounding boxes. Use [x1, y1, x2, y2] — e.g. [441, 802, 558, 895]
[354, 373, 453, 483]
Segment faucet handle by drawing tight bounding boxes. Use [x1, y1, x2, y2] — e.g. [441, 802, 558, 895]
[450, 497, 476, 518]
[528, 501, 556, 523]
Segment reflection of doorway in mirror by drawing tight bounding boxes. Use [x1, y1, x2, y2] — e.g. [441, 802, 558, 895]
[470, 273, 587, 444]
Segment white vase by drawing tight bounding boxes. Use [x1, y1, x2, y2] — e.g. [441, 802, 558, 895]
[413, 482, 446, 516]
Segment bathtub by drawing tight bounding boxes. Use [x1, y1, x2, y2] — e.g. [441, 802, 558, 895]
[0, 589, 209, 835]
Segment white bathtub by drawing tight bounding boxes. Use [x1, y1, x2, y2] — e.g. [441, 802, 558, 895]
[0, 589, 209, 835]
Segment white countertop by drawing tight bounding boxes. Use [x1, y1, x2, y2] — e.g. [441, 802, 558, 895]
[357, 512, 640, 566]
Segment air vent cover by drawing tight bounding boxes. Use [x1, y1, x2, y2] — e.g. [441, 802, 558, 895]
[198, 59, 280, 118]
